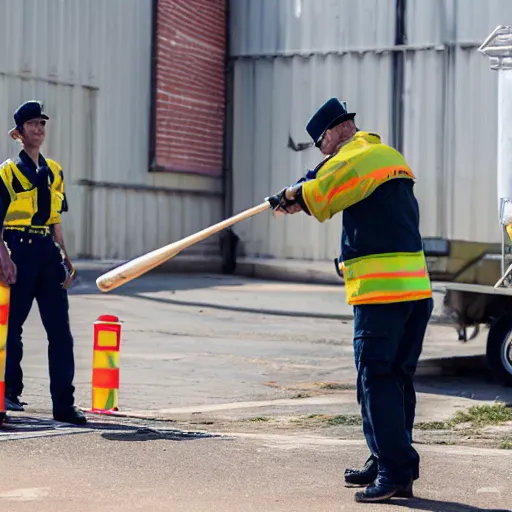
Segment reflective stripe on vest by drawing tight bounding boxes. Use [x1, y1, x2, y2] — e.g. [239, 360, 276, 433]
[340, 251, 432, 305]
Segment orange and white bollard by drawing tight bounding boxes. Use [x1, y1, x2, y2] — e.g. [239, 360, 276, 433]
[91, 314, 122, 413]
[0, 283, 11, 425]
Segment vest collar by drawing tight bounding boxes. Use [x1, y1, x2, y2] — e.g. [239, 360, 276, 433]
[19, 150, 48, 172]
[333, 131, 382, 155]
[353, 131, 382, 144]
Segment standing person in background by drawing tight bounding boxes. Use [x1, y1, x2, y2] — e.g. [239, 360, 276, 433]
[0, 100, 86, 425]
[267, 98, 433, 503]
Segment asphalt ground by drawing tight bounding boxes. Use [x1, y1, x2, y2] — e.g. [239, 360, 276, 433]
[1, 273, 511, 511]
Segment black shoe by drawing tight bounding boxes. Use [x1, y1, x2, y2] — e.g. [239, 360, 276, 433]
[53, 406, 87, 426]
[354, 480, 414, 503]
[344, 455, 378, 487]
[5, 395, 26, 412]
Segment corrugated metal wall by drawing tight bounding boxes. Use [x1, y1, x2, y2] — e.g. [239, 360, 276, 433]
[0, 0, 223, 260]
[229, 0, 512, 262]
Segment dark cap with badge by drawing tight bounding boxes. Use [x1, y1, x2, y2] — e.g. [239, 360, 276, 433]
[306, 98, 356, 147]
[9, 101, 49, 139]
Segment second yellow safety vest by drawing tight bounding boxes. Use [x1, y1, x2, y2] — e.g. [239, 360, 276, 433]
[0, 158, 66, 227]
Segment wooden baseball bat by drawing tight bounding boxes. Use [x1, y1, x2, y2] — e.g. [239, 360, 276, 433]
[96, 200, 272, 292]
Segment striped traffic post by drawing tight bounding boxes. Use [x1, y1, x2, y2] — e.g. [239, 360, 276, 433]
[0, 283, 10, 425]
[91, 314, 122, 413]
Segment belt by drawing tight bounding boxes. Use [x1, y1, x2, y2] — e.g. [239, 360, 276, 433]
[4, 225, 51, 236]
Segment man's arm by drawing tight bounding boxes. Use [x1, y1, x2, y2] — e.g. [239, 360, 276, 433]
[51, 223, 72, 266]
[51, 223, 75, 288]
[0, 180, 11, 232]
[0, 180, 16, 284]
[299, 157, 364, 222]
[272, 156, 359, 219]
[50, 166, 74, 275]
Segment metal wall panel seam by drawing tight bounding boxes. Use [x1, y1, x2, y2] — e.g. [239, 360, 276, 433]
[229, 42, 487, 59]
[0, 71, 99, 89]
[77, 179, 224, 198]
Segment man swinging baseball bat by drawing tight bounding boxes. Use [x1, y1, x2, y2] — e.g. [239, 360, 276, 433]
[265, 98, 433, 503]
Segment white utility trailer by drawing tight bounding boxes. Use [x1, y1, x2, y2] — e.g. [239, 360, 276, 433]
[440, 26, 512, 386]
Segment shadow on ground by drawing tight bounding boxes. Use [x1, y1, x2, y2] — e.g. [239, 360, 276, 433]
[0, 415, 223, 443]
[415, 371, 512, 404]
[392, 498, 511, 512]
[99, 426, 222, 442]
[69, 271, 253, 296]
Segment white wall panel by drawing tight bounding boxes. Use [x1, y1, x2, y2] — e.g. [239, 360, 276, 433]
[230, 0, 512, 262]
[230, 0, 396, 56]
[231, 53, 392, 260]
[0, 0, 223, 260]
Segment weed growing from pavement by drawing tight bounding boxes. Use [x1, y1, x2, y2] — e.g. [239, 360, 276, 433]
[416, 403, 512, 431]
[325, 415, 362, 426]
[289, 414, 362, 426]
[499, 439, 512, 449]
[317, 382, 356, 391]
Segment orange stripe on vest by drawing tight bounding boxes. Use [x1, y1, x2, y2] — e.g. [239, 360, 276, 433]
[351, 290, 433, 305]
[324, 165, 414, 204]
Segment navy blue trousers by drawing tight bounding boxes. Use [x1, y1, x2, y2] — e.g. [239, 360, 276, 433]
[4, 229, 76, 412]
[353, 298, 433, 485]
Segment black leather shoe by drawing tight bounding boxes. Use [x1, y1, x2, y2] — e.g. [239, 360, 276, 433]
[5, 395, 26, 412]
[395, 481, 414, 498]
[354, 480, 414, 503]
[344, 455, 378, 486]
[53, 406, 87, 426]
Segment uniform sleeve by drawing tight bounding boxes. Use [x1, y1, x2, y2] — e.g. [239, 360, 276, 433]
[300, 155, 368, 222]
[0, 179, 12, 226]
[59, 169, 69, 213]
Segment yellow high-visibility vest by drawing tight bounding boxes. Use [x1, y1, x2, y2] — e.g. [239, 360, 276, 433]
[302, 132, 432, 306]
[0, 158, 67, 227]
[339, 251, 432, 305]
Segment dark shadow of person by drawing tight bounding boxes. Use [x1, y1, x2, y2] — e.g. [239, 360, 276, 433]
[391, 497, 511, 512]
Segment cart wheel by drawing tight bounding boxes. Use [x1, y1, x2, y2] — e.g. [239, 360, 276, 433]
[487, 314, 512, 387]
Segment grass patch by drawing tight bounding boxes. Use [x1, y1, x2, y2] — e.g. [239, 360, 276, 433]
[327, 415, 362, 426]
[317, 382, 356, 391]
[452, 404, 512, 428]
[290, 414, 362, 426]
[416, 404, 512, 431]
[248, 417, 271, 422]
[499, 439, 512, 449]
[415, 421, 451, 431]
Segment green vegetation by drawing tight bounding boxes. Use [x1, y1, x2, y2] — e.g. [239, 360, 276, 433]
[289, 414, 362, 426]
[499, 439, 512, 449]
[325, 415, 362, 426]
[416, 404, 512, 431]
[317, 382, 356, 391]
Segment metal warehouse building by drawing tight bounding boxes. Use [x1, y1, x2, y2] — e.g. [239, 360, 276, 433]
[1, 0, 511, 271]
